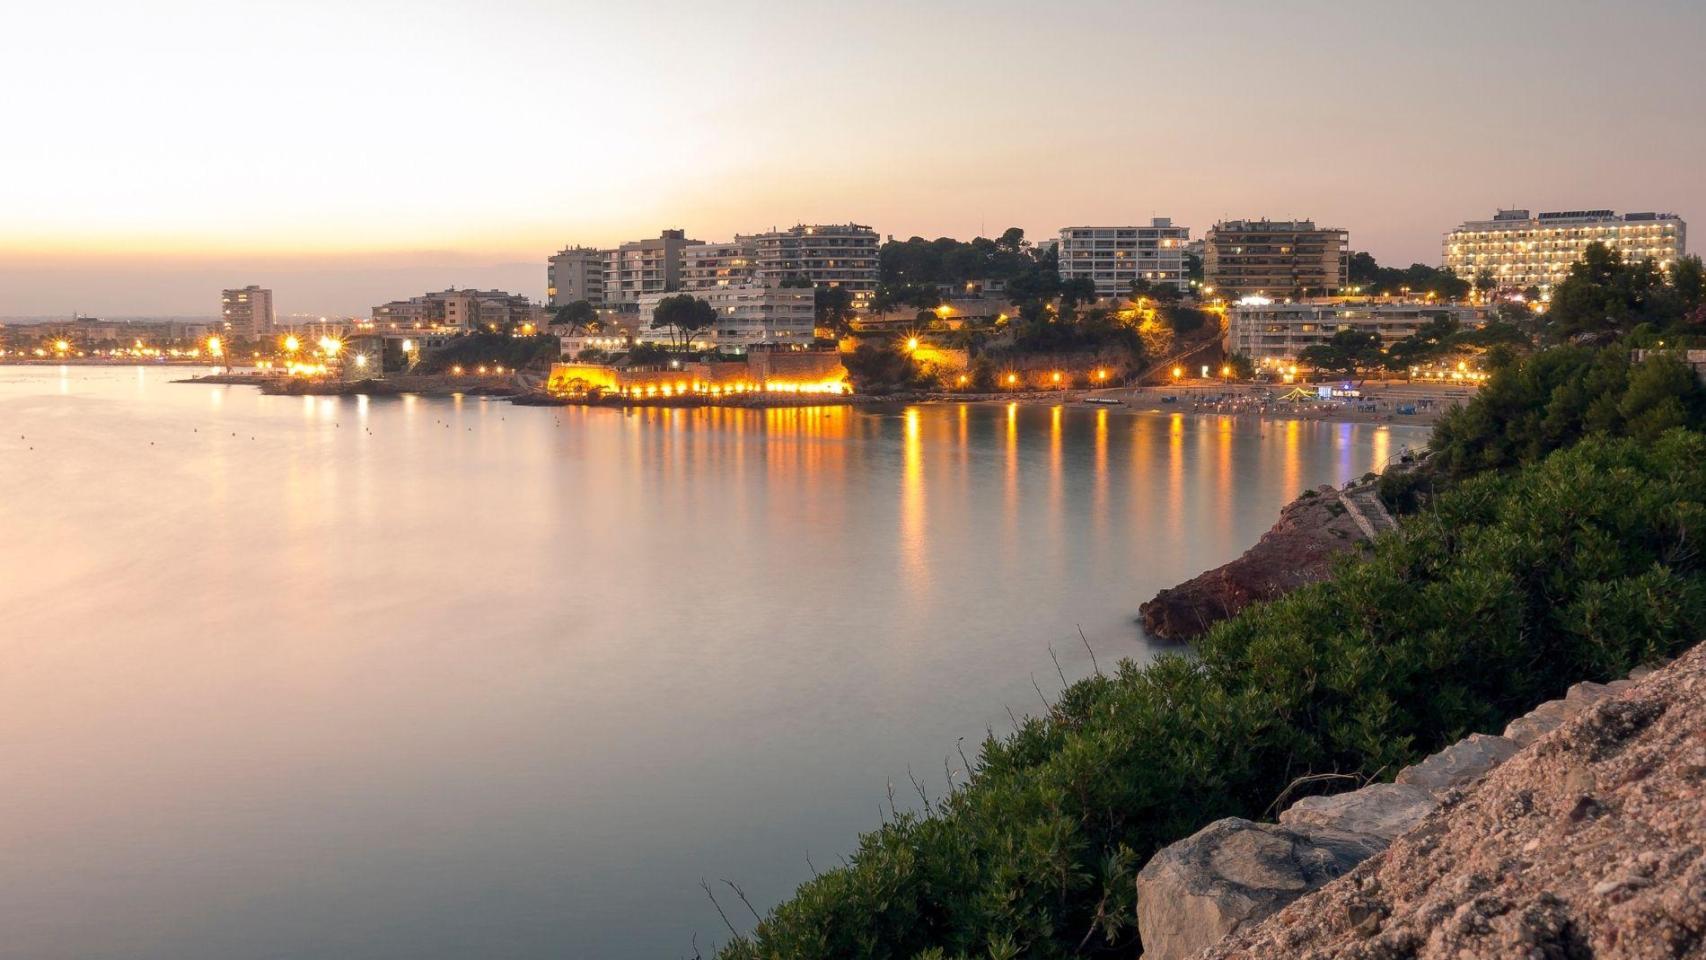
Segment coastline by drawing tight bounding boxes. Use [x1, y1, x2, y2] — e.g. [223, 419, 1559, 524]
[162, 368, 1472, 426]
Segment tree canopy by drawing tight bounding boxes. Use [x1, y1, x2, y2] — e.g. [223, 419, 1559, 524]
[649, 294, 718, 350]
[1347, 252, 1470, 299]
[1299, 328, 1383, 380]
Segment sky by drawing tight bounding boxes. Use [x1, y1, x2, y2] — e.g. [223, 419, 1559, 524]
[2, 0, 1703, 317]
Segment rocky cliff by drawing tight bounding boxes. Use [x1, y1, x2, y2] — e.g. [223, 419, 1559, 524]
[1139, 478, 1395, 641]
[1133, 648, 1701, 960]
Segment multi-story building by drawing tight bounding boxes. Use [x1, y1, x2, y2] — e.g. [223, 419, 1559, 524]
[219, 286, 274, 339]
[1444, 209, 1687, 296]
[679, 243, 758, 291]
[1226, 300, 1485, 365]
[1057, 218, 1191, 298]
[737, 224, 880, 303]
[547, 246, 608, 307]
[602, 229, 703, 305]
[1204, 220, 1350, 298]
[635, 284, 815, 352]
[372, 289, 543, 332]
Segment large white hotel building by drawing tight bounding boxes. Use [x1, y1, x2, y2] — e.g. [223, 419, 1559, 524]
[1057, 218, 1191, 298]
[1444, 209, 1686, 295]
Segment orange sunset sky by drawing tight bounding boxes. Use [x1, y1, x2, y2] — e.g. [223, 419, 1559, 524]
[3, 0, 1702, 316]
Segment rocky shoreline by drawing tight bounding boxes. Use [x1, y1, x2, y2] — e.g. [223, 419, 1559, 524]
[1139, 470, 1402, 642]
[1134, 648, 1699, 960]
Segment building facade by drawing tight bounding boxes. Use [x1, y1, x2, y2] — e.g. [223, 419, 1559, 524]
[372, 289, 543, 332]
[547, 246, 608, 307]
[1444, 209, 1687, 296]
[1057, 219, 1191, 298]
[736, 224, 880, 302]
[603, 230, 703, 305]
[220, 286, 274, 339]
[1226, 300, 1485, 365]
[679, 243, 758, 291]
[1204, 220, 1350, 298]
[635, 284, 815, 351]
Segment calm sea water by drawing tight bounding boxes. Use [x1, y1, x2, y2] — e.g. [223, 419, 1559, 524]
[0, 365, 1425, 960]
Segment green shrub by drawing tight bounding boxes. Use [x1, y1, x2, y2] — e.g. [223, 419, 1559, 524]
[717, 431, 1706, 959]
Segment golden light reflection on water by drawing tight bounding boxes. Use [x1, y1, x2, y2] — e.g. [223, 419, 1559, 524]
[0, 370, 1433, 960]
[901, 407, 927, 589]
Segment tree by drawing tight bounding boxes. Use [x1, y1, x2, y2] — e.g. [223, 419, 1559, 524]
[814, 286, 856, 337]
[1474, 269, 1498, 299]
[1299, 329, 1384, 381]
[1057, 277, 1099, 314]
[649, 294, 718, 351]
[551, 300, 598, 334]
[1383, 314, 1460, 370]
[1670, 255, 1705, 315]
[1548, 242, 1677, 340]
[995, 227, 1028, 255]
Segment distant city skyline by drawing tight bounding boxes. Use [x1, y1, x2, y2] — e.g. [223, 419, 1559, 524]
[3, 0, 1703, 316]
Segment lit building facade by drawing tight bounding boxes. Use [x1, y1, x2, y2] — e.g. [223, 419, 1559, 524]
[220, 286, 274, 339]
[679, 243, 758, 291]
[737, 224, 880, 303]
[635, 284, 815, 351]
[1444, 209, 1687, 295]
[1057, 219, 1191, 298]
[1205, 220, 1350, 297]
[1226, 300, 1485, 365]
[547, 246, 607, 307]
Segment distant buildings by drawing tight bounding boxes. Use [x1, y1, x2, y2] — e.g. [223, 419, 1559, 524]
[606, 229, 704, 305]
[220, 286, 274, 339]
[1057, 219, 1191, 298]
[736, 224, 881, 302]
[634, 285, 815, 352]
[1204, 220, 1349, 298]
[372, 288, 544, 332]
[679, 243, 757, 291]
[546, 246, 607, 308]
[1226, 300, 1485, 365]
[1444, 209, 1687, 296]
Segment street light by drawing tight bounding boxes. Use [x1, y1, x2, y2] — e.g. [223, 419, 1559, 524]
[283, 335, 301, 353]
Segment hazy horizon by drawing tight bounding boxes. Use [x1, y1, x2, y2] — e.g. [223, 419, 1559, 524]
[4, 0, 1703, 316]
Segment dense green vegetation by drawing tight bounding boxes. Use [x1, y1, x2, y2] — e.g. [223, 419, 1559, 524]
[1546, 244, 1706, 340]
[1428, 347, 1706, 480]
[714, 335, 1706, 958]
[1347, 252, 1471, 299]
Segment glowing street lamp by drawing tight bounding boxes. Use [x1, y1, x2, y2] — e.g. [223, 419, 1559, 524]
[206, 336, 223, 358]
[283, 335, 301, 353]
[318, 336, 341, 357]
[1171, 366, 1183, 379]
[53, 339, 70, 353]
[905, 336, 919, 352]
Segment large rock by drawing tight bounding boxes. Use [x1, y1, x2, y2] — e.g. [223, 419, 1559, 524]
[1135, 817, 1385, 960]
[1200, 645, 1706, 960]
[1278, 782, 1438, 841]
[1503, 697, 1580, 748]
[1394, 733, 1518, 795]
[1139, 484, 1377, 641]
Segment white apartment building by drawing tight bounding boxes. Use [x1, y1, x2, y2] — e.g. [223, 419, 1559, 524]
[635, 284, 815, 352]
[547, 246, 607, 307]
[1057, 219, 1191, 298]
[219, 286, 274, 339]
[603, 229, 704, 305]
[1444, 209, 1687, 295]
[736, 224, 880, 302]
[680, 243, 758, 291]
[1226, 300, 1486, 365]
